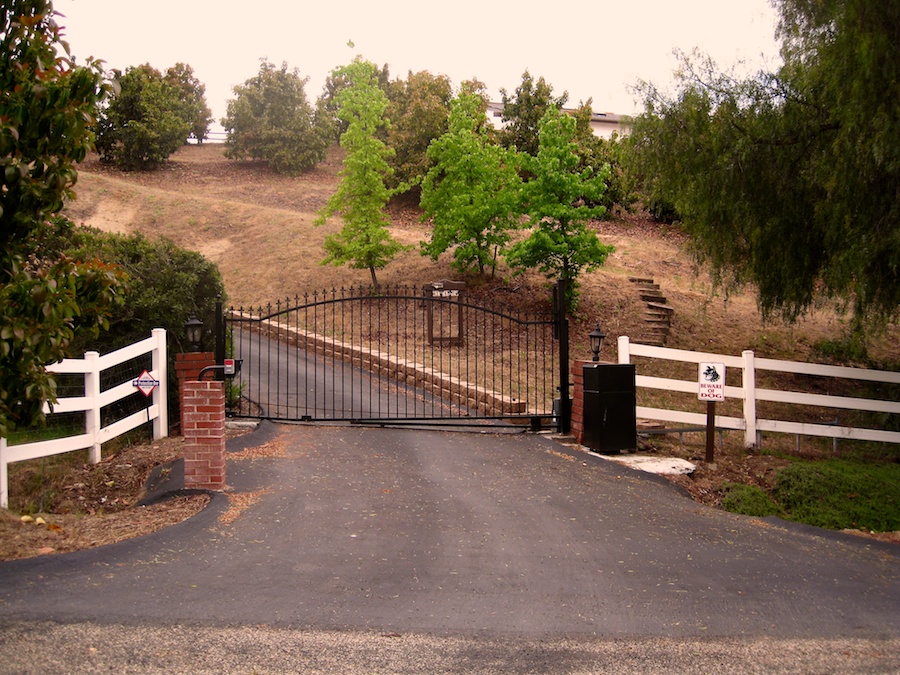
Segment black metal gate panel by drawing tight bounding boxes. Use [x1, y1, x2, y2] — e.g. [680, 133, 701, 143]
[223, 284, 565, 429]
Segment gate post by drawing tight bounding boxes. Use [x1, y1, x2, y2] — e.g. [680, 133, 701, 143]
[175, 351, 215, 432]
[554, 279, 571, 434]
[214, 297, 225, 380]
[182, 379, 226, 491]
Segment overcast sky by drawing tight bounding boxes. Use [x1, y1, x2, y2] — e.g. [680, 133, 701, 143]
[56, 0, 781, 129]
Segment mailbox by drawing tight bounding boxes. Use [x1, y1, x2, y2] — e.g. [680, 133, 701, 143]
[581, 363, 637, 453]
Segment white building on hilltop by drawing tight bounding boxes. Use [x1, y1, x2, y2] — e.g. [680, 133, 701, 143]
[485, 102, 630, 140]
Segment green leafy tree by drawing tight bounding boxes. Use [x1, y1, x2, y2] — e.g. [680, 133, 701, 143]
[420, 93, 523, 276]
[384, 70, 453, 191]
[319, 59, 390, 141]
[499, 70, 567, 156]
[627, 0, 900, 333]
[506, 108, 613, 309]
[95, 64, 191, 170]
[222, 60, 331, 176]
[164, 62, 213, 143]
[571, 100, 635, 215]
[316, 57, 405, 289]
[0, 0, 126, 436]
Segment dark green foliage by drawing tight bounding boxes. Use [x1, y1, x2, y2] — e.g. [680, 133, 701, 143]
[62, 230, 225, 356]
[772, 460, 900, 532]
[222, 60, 332, 176]
[164, 62, 213, 143]
[720, 482, 783, 517]
[0, 1, 126, 437]
[571, 101, 636, 215]
[505, 108, 614, 309]
[384, 70, 454, 192]
[500, 71, 567, 156]
[420, 93, 523, 276]
[627, 0, 900, 330]
[60, 229, 226, 425]
[95, 64, 192, 170]
[647, 196, 679, 225]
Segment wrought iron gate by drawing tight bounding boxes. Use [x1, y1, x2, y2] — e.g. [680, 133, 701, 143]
[220, 281, 570, 431]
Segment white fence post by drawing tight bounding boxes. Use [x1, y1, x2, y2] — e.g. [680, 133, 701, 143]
[83, 351, 102, 464]
[617, 335, 631, 365]
[742, 350, 757, 448]
[151, 328, 168, 440]
[0, 437, 8, 508]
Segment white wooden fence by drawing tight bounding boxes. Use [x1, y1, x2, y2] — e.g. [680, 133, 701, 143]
[617, 336, 900, 448]
[0, 329, 167, 508]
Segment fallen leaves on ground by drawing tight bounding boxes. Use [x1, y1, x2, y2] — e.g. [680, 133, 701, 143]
[0, 495, 209, 562]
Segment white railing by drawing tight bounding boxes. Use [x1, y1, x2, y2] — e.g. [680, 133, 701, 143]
[617, 336, 900, 448]
[0, 329, 167, 508]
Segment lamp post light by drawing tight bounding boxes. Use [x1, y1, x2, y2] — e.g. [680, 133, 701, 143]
[589, 324, 607, 362]
[185, 314, 204, 352]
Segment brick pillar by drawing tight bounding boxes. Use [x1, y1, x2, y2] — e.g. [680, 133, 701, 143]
[175, 352, 215, 433]
[182, 380, 226, 491]
[571, 359, 589, 446]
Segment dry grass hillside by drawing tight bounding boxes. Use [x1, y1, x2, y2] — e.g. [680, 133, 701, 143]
[65, 143, 899, 367]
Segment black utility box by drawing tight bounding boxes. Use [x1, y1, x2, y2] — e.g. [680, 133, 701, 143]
[582, 363, 637, 454]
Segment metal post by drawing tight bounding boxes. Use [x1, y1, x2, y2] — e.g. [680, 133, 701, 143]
[555, 279, 571, 434]
[705, 400, 716, 463]
[214, 298, 225, 381]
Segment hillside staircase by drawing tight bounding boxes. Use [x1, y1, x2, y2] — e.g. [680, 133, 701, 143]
[629, 277, 674, 347]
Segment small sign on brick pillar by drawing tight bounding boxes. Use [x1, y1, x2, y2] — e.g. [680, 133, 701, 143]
[182, 379, 226, 491]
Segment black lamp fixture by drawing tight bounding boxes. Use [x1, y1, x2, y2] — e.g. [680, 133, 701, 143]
[185, 314, 204, 352]
[589, 324, 607, 362]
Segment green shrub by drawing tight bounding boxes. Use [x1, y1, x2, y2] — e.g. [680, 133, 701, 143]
[720, 482, 783, 518]
[55, 228, 226, 428]
[772, 460, 900, 532]
[222, 60, 331, 176]
[96, 65, 192, 170]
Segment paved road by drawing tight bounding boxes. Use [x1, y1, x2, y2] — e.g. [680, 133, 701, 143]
[233, 326, 467, 422]
[0, 423, 897, 672]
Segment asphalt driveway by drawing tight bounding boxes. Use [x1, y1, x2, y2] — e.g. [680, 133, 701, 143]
[0, 422, 897, 672]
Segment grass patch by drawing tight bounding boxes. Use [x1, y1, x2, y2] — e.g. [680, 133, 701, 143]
[721, 482, 783, 518]
[772, 459, 900, 532]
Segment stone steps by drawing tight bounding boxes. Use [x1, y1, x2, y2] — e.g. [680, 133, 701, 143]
[629, 278, 674, 346]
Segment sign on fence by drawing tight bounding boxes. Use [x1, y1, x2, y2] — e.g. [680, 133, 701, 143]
[698, 362, 725, 402]
[132, 370, 160, 397]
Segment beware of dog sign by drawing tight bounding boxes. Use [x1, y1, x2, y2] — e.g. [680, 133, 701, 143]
[698, 362, 725, 401]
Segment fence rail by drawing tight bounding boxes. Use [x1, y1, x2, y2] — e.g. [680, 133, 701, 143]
[617, 336, 900, 448]
[0, 329, 167, 508]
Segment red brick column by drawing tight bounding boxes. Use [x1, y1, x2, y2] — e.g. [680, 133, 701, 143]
[571, 359, 589, 446]
[175, 352, 215, 433]
[182, 380, 226, 491]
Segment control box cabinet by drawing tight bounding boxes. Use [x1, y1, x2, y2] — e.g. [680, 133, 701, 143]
[582, 363, 637, 453]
